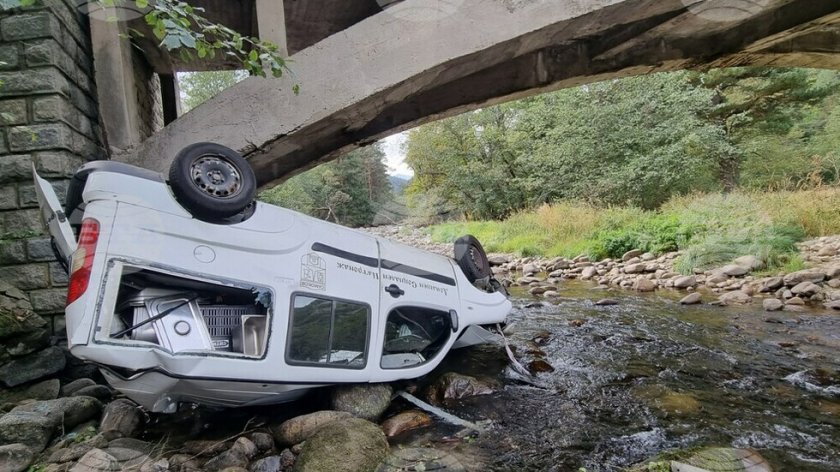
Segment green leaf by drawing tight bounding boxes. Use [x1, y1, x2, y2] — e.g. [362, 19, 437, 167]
[160, 34, 182, 50]
[135, 0, 148, 8]
[179, 32, 196, 49]
[248, 49, 258, 62]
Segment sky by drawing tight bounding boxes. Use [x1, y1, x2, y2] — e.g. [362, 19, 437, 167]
[380, 132, 413, 178]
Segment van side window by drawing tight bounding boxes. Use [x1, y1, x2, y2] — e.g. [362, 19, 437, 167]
[288, 295, 369, 368]
[381, 306, 451, 369]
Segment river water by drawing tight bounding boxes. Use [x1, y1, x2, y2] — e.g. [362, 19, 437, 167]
[423, 281, 840, 471]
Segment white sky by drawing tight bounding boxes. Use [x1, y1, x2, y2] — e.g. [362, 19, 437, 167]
[380, 132, 413, 177]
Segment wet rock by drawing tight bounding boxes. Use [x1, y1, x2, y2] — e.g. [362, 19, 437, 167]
[381, 410, 433, 437]
[542, 290, 559, 298]
[0, 346, 66, 387]
[718, 290, 752, 305]
[72, 385, 112, 402]
[569, 318, 586, 327]
[622, 249, 643, 262]
[70, 448, 119, 472]
[428, 372, 497, 403]
[763, 299, 784, 312]
[0, 443, 34, 472]
[376, 447, 465, 472]
[528, 359, 555, 373]
[784, 305, 805, 312]
[204, 437, 257, 472]
[528, 286, 549, 296]
[60, 378, 96, 397]
[633, 278, 656, 292]
[679, 293, 702, 305]
[675, 447, 772, 472]
[250, 455, 282, 472]
[273, 410, 352, 447]
[791, 282, 821, 297]
[673, 276, 696, 289]
[759, 277, 783, 292]
[0, 378, 60, 404]
[824, 300, 840, 310]
[0, 411, 55, 451]
[99, 399, 143, 440]
[783, 269, 826, 286]
[786, 296, 806, 305]
[330, 383, 392, 421]
[293, 417, 388, 472]
[594, 298, 618, 306]
[721, 264, 748, 277]
[248, 432, 274, 453]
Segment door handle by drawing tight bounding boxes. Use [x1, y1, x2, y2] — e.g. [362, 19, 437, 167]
[385, 284, 405, 298]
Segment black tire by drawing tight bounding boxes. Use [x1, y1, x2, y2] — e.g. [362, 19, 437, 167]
[454, 235, 491, 283]
[168, 142, 256, 221]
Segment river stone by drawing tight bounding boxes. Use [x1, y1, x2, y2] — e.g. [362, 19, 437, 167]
[70, 448, 119, 472]
[786, 296, 805, 305]
[633, 278, 656, 292]
[381, 410, 433, 437]
[760, 277, 783, 292]
[0, 346, 66, 387]
[522, 263, 539, 275]
[825, 266, 840, 278]
[139, 458, 169, 472]
[784, 269, 826, 286]
[679, 293, 702, 305]
[825, 300, 840, 310]
[376, 447, 465, 472]
[594, 298, 618, 306]
[763, 298, 783, 312]
[12, 396, 103, 431]
[791, 281, 821, 297]
[721, 264, 748, 277]
[427, 372, 497, 403]
[0, 410, 55, 451]
[718, 290, 752, 305]
[487, 255, 510, 266]
[99, 399, 143, 440]
[0, 378, 60, 404]
[622, 249, 643, 262]
[624, 263, 647, 274]
[673, 276, 697, 289]
[529, 286, 549, 296]
[203, 437, 257, 472]
[292, 417, 388, 472]
[330, 383, 392, 421]
[183, 439, 231, 456]
[273, 410, 352, 446]
[72, 385, 112, 402]
[675, 447, 772, 472]
[250, 455, 282, 472]
[0, 443, 34, 472]
[817, 246, 837, 256]
[248, 432, 274, 452]
[734, 255, 764, 271]
[581, 266, 598, 280]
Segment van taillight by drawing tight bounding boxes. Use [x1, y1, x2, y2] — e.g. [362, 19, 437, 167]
[67, 218, 100, 305]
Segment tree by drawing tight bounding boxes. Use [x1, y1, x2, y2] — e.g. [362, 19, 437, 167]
[179, 70, 247, 111]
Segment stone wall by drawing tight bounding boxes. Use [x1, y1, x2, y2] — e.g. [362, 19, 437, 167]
[0, 0, 104, 335]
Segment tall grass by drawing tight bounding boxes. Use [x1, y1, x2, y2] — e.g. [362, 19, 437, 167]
[427, 188, 840, 273]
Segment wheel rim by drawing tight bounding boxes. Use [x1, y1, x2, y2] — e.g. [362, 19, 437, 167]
[468, 245, 489, 275]
[190, 155, 242, 199]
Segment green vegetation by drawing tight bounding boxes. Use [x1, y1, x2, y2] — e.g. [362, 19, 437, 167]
[428, 188, 840, 273]
[179, 71, 247, 112]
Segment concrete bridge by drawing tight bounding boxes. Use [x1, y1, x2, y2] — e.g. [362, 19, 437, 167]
[111, 0, 840, 187]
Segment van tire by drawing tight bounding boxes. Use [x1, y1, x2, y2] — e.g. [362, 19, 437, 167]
[169, 143, 257, 221]
[454, 235, 491, 283]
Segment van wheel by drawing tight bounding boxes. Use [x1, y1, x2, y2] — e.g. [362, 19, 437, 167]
[454, 235, 491, 283]
[169, 143, 257, 221]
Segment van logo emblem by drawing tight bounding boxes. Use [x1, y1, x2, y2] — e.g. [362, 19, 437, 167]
[301, 253, 326, 290]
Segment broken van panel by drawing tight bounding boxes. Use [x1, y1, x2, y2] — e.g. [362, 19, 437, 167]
[33, 146, 510, 413]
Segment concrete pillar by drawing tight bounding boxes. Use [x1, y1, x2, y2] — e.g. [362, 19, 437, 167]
[256, 0, 288, 57]
[159, 73, 181, 125]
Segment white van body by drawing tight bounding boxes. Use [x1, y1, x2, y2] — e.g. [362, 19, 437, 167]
[34, 163, 510, 412]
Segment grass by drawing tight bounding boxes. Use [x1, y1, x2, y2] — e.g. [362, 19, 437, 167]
[427, 188, 840, 273]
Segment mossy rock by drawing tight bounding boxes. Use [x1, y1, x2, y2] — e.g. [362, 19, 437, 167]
[292, 417, 389, 472]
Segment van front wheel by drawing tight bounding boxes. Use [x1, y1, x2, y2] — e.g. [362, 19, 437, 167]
[168, 142, 257, 221]
[454, 235, 491, 283]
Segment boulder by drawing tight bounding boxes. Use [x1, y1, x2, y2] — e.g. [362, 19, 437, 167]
[376, 448, 465, 472]
[580, 266, 598, 280]
[817, 246, 837, 257]
[273, 411, 352, 447]
[624, 263, 647, 274]
[0, 378, 60, 404]
[824, 300, 840, 310]
[248, 432, 274, 453]
[734, 255, 764, 271]
[0, 411, 55, 452]
[790, 282, 821, 297]
[72, 385, 112, 402]
[676, 447, 772, 472]
[0, 280, 48, 341]
[292, 418, 388, 472]
[783, 269, 826, 286]
[12, 396, 102, 431]
[99, 399, 143, 440]
[139, 458, 169, 472]
[673, 276, 697, 289]
[633, 278, 656, 292]
[825, 266, 840, 278]
[786, 296, 805, 305]
[759, 277, 783, 292]
[69, 448, 119, 472]
[203, 437, 257, 472]
[718, 291, 752, 305]
[487, 255, 510, 266]
[522, 263, 539, 275]
[250, 455, 282, 472]
[762, 299, 784, 312]
[427, 372, 497, 404]
[0, 346, 66, 387]
[381, 411, 433, 437]
[679, 293, 702, 305]
[721, 264, 748, 277]
[528, 286, 549, 296]
[622, 249, 643, 262]
[594, 299, 618, 306]
[0, 443, 34, 472]
[330, 383, 392, 421]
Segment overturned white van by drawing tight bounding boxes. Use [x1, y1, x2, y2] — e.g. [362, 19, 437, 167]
[33, 143, 510, 413]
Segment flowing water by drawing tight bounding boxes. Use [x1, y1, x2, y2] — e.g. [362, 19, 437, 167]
[422, 282, 840, 471]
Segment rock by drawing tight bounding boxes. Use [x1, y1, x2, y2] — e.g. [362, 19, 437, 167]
[763, 299, 784, 312]
[828, 279, 840, 289]
[99, 399, 143, 440]
[721, 264, 748, 277]
[13, 396, 102, 431]
[622, 249, 643, 262]
[786, 296, 806, 305]
[292, 418, 388, 472]
[48, 443, 98, 464]
[204, 437, 257, 472]
[60, 379, 97, 397]
[0, 378, 60, 404]
[783, 269, 826, 286]
[679, 293, 702, 305]
[718, 291, 752, 305]
[248, 432, 274, 453]
[69, 448, 119, 472]
[139, 458, 169, 472]
[528, 359, 554, 373]
[784, 305, 806, 312]
[0, 411, 55, 452]
[183, 439, 230, 457]
[107, 438, 153, 454]
[825, 266, 840, 278]
[330, 383, 392, 421]
[427, 372, 496, 404]
[0, 444, 34, 472]
[376, 448, 465, 472]
[624, 263, 647, 274]
[250, 455, 282, 472]
[279, 449, 296, 469]
[528, 286, 548, 296]
[677, 447, 772, 472]
[594, 298, 618, 306]
[0, 346, 66, 387]
[522, 263, 539, 275]
[102, 446, 144, 464]
[542, 290, 559, 298]
[824, 300, 840, 310]
[633, 278, 656, 292]
[790, 282, 821, 297]
[673, 276, 697, 289]
[381, 410, 433, 437]
[759, 277, 783, 292]
[641, 252, 655, 261]
[734, 255, 764, 271]
[817, 246, 837, 256]
[580, 266, 598, 280]
[487, 255, 510, 266]
[273, 411, 352, 446]
[72, 385, 112, 402]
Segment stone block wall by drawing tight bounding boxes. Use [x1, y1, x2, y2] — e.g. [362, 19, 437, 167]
[0, 0, 104, 335]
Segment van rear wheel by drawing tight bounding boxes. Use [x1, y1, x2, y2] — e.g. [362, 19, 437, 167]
[454, 235, 491, 283]
[169, 143, 257, 221]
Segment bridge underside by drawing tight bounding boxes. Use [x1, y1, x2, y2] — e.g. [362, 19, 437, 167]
[117, 0, 840, 188]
